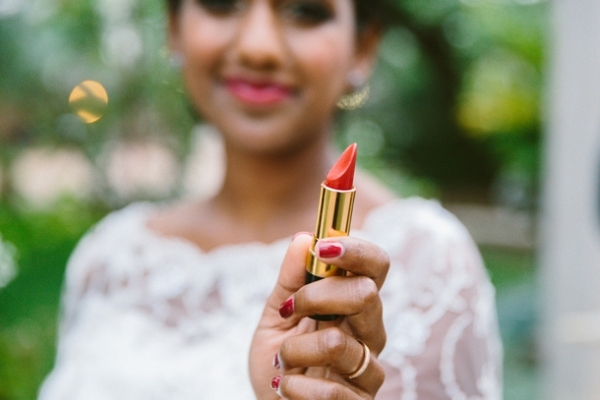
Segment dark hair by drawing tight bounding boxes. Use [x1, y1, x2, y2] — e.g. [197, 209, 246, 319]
[165, 0, 396, 30]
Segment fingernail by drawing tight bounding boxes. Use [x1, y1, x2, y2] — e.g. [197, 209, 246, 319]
[292, 231, 312, 242]
[317, 242, 344, 258]
[272, 353, 280, 369]
[271, 375, 281, 390]
[279, 297, 294, 318]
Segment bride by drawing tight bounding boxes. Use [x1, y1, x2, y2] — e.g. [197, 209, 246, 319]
[39, 0, 502, 398]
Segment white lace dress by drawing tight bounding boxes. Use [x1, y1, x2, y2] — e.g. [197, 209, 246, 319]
[39, 198, 502, 400]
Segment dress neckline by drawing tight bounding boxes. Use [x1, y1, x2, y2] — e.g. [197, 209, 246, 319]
[128, 198, 410, 257]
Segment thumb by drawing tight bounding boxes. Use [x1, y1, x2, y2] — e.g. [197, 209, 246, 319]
[264, 233, 312, 319]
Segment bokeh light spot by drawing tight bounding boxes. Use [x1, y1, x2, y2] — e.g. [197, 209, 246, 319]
[68, 80, 108, 124]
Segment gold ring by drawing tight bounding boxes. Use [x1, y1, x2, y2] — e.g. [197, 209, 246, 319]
[347, 340, 370, 379]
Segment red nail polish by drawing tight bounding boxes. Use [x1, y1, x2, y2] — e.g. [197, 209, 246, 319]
[271, 375, 281, 390]
[279, 297, 294, 318]
[317, 242, 343, 258]
[272, 353, 280, 369]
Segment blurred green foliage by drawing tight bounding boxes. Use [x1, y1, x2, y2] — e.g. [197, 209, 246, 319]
[0, 0, 547, 205]
[0, 201, 108, 398]
[339, 0, 547, 206]
[0, 0, 545, 397]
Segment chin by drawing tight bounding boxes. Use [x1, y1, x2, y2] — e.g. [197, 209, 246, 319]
[228, 133, 320, 159]
[217, 119, 324, 158]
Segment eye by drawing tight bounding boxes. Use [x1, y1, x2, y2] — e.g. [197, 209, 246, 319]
[282, 0, 334, 25]
[196, 0, 241, 15]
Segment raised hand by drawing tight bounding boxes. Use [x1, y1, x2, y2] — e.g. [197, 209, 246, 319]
[250, 232, 390, 399]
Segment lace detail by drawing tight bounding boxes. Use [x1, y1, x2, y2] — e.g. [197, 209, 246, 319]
[39, 198, 502, 400]
[366, 200, 503, 399]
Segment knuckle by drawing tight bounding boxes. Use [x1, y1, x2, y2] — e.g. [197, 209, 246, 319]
[354, 276, 379, 303]
[372, 362, 386, 391]
[380, 250, 391, 271]
[380, 329, 387, 350]
[348, 237, 390, 276]
[320, 383, 345, 400]
[321, 327, 350, 359]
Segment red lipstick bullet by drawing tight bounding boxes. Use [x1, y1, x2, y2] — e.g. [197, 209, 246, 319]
[325, 143, 357, 191]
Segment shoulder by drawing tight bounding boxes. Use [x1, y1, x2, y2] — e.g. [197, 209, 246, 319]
[353, 171, 471, 247]
[375, 199, 503, 398]
[73, 202, 154, 254]
[65, 202, 156, 285]
[361, 197, 474, 257]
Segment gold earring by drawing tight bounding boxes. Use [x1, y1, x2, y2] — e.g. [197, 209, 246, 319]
[337, 71, 369, 110]
[336, 85, 370, 110]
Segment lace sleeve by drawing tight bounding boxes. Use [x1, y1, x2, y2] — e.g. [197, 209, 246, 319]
[372, 200, 502, 400]
[38, 204, 188, 400]
[55, 208, 142, 337]
[39, 203, 279, 400]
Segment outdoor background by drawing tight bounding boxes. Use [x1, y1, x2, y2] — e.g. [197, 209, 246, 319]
[0, 0, 546, 398]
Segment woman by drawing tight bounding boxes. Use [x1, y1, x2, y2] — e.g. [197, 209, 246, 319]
[40, 0, 502, 398]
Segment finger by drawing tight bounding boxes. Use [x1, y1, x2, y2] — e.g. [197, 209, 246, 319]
[261, 232, 314, 327]
[278, 328, 385, 395]
[276, 374, 369, 400]
[314, 236, 390, 289]
[278, 232, 314, 294]
[293, 276, 386, 353]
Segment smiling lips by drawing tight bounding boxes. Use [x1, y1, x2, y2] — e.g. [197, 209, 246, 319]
[225, 79, 293, 106]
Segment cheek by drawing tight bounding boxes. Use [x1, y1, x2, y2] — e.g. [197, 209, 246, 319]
[288, 28, 356, 96]
[178, 11, 234, 76]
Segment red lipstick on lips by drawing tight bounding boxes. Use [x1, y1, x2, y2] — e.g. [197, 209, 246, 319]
[305, 143, 358, 321]
[225, 79, 292, 106]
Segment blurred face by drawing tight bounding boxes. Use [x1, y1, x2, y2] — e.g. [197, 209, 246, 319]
[169, 0, 378, 155]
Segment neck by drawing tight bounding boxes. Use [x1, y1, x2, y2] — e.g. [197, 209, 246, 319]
[214, 135, 336, 231]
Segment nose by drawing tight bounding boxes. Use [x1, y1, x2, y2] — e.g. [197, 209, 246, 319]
[233, 1, 286, 69]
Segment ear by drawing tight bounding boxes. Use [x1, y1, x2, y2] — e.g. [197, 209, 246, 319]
[351, 24, 382, 84]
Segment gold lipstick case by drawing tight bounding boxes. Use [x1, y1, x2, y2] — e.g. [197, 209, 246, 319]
[305, 183, 356, 320]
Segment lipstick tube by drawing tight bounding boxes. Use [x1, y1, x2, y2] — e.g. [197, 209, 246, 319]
[305, 183, 355, 320]
[306, 184, 356, 282]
